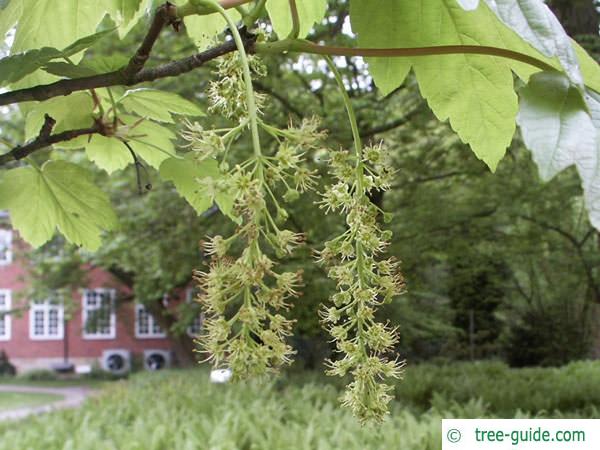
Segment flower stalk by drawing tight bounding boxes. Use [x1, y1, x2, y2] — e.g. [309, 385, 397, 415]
[319, 57, 406, 423]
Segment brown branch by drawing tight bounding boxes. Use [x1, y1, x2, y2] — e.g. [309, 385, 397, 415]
[0, 37, 255, 165]
[124, 1, 181, 76]
[360, 105, 422, 138]
[0, 120, 102, 165]
[0, 37, 249, 107]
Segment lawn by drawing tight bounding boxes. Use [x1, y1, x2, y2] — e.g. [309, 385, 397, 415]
[0, 361, 598, 449]
[0, 378, 109, 389]
[0, 391, 63, 411]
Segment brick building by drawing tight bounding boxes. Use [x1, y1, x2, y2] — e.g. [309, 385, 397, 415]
[0, 213, 201, 373]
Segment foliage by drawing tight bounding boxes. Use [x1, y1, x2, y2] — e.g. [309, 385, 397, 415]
[1, 0, 600, 422]
[1, 362, 600, 448]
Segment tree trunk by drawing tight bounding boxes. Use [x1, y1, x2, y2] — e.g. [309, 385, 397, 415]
[548, 0, 599, 37]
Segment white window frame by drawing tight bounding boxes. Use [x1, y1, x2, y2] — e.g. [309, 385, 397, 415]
[0, 229, 12, 265]
[82, 289, 116, 340]
[29, 298, 64, 341]
[186, 288, 204, 337]
[134, 303, 166, 339]
[0, 289, 11, 341]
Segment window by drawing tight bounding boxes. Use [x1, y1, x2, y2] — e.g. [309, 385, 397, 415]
[186, 288, 204, 337]
[29, 298, 63, 340]
[135, 303, 166, 338]
[0, 229, 12, 265]
[82, 289, 116, 339]
[0, 290, 11, 341]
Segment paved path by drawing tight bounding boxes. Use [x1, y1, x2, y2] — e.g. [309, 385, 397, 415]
[0, 385, 96, 421]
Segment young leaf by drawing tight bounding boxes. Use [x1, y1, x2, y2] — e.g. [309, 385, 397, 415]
[61, 28, 116, 58]
[0, 161, 118, 250]
[160, 155, 238, 221]
[43, 62, 97, 79]
[121, 116, 177, 169]
[184, 9, 240, 50]
[11, 1, 113, 56]
[24, 92, 95, 142]
[267, 0, 327, 38]
[0, 47, 62, 86]
[159, 156, 218, 215]
[0, 29, 113, 86]
[85, 135, 133, 174]
[119, 89, 204, 123]
[517, 72, 595, 181]
[107, 0, 145, 27]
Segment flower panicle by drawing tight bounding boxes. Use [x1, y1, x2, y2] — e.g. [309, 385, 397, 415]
[317, 143, 406, 423]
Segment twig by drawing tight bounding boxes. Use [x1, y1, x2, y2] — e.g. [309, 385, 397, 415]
[0, 120, 102, 165]
[124, 2, 180, 75]
[0, 37, 252, 107]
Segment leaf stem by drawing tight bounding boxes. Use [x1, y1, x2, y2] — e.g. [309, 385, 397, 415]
[256, 40, 557, 73]
[287, 0, 300, 39]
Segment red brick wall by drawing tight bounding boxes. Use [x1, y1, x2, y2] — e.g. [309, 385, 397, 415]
[0, 228, 180, 368]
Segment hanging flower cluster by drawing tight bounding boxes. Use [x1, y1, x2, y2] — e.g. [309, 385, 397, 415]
[317, 141, 407, 423]
[190, 52, 325, 379]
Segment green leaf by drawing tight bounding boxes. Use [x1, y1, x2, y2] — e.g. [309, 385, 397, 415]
[0, 0, 22, 42]
[574, 41, 600, 94]
[11, 1, 113, 55]
[24, 92, 95, 142]
[160, 155, 239, 222]
[159, 155, 218, 215]
[108, 0, 144, 26]
[351, 0, 519, 170]
[266, 0, 327, 38]
[83, 54, 129, 73]
[0, 29, 113, 86]
[119, 89, 204, 123]
[480, 0, 582, 86]
[0, 47, 62, 86]
[517, 72, 595, 181]
[184, 9, 240, 50]
[0, 161, 118, 250]
[43, 62, 97, 79]
[121, 116, 177, 169]
[581, 91, 600, 229]
[85, 135, 133, 174]
[519, 73, 600, 230]
[61, 28, 116, 58]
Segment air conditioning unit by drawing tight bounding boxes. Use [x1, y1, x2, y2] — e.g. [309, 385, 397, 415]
[143, 349, 172, 371]
[101, 349, 131, 375]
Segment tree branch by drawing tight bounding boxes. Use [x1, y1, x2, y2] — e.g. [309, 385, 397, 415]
[0, 118, 102, 165]
[0, 1, 256, 108]
[124, 1, 180, 76]
[360, 105, 422, 138]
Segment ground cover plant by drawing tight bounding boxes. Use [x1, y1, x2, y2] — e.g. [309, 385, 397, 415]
[1, 0, 600, 422]
[1, 362, 599, 449]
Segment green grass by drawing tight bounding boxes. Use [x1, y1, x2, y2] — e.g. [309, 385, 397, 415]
[0, 361, 598, 449]
[0, 391, 63, 411]
[0, 378, 109, 389]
